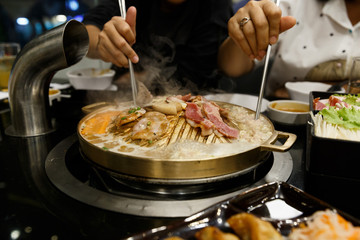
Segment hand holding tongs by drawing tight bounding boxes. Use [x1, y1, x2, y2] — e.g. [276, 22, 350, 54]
[118, 0, 138, 106]
[255, 0, 281, 120]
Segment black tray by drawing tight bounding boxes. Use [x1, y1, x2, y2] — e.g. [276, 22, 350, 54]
[306, 91, 360, 180]
[305, 91, 360, 218]
[126, 181, 360, 240]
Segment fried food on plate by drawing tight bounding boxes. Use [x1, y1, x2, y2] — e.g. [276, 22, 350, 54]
[227, 213, 283, 240]
[195, 226, 239, 240]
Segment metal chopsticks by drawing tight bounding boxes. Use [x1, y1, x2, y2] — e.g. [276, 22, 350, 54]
[119, 0, 138, 106]
[255, 0, 281, 120]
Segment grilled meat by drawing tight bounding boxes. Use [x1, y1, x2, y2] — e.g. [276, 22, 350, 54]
[131, 111, 170, 141]
[114, 107, 146, 127]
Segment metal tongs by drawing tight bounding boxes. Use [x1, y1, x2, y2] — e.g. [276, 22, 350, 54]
[255, 0, 281, 120]
[119, 0, 138, 106]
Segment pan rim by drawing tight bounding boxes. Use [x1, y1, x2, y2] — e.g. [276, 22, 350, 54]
[77, 101, 277, 161]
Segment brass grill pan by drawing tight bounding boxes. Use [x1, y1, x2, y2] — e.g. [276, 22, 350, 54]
[78, 101, 296, 180]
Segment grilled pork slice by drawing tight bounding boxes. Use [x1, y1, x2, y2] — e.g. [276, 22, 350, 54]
[131, 111, 170, 141]
[114, 107, 146, 127]
[203, 102, 239, 139]
[185, 102, 214, 136]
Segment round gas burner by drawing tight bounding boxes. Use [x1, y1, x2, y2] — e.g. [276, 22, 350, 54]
[84, 152, 273, 198]
[45, 134, 293, 217]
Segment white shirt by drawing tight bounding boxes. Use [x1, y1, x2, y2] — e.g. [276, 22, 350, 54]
[266, 0, 360, 96]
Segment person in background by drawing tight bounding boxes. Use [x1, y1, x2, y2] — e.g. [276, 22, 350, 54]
[219, 0, 360, 98]
[83, 0, 233, 96]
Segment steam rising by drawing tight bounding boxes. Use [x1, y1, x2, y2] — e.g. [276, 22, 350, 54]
[85, 34, 224, 105]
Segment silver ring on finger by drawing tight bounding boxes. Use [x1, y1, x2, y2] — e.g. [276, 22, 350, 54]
[240, 17, 251, 30]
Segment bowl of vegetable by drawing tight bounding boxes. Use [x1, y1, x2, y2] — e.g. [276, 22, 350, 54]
[307, 91, 360, 181]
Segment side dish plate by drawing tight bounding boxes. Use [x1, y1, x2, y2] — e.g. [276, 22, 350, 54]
[127, 181, 360, 239]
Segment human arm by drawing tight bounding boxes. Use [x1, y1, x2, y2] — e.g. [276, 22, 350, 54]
[85, 6, 139, 68]
[218, 0, 296, 77]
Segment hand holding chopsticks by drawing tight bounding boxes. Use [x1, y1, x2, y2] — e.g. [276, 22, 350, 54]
[224, 0, 296, 119]
[85, 3, 138, 68]
[118, 0, 138, 106]
[228, 0, 284, 62]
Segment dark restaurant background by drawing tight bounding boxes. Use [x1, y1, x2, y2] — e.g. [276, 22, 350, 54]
[0, 0, 247, 48]
[0, 0, 97, 47]
[0, 0, 251, 86]
[0, 0, 250, 47]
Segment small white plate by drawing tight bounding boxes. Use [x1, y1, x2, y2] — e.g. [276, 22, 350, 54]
[50, 82, 72, 90]
[0, 89, 67, 106]
[204, 93, 269, 112]
[0, 91, 8, 101]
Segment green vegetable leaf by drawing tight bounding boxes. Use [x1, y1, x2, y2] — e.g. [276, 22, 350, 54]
[343, 94, 360, 107]
[320, 106, 360, 130]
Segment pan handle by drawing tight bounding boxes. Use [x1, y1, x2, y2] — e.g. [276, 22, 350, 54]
[260, 131, 297, 152]
[81, 102, 115, 114]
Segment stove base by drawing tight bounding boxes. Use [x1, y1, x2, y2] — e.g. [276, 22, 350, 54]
[45, 134, 293, 217]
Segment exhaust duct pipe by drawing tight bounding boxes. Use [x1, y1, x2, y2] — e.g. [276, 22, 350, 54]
[6, 20, 89, 137]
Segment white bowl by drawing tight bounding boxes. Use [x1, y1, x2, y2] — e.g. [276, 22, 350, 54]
[267, 100, 310, 125]
[67, 68, 115, 90]
[285, 81, 343, 103]
[48, 88, 61, 106]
